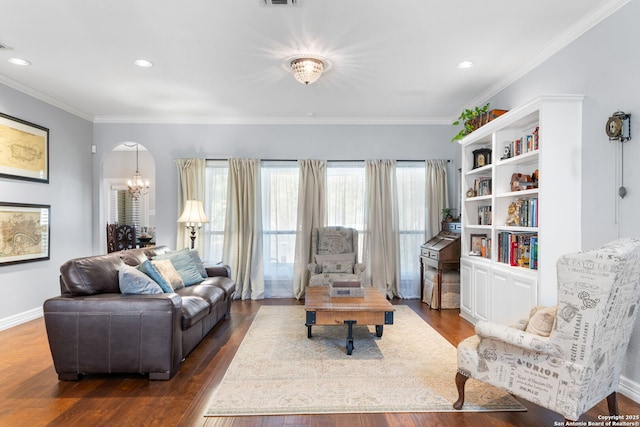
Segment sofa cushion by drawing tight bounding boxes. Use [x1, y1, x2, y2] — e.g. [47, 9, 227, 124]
[118, 264, 164, 295]
[138, 260, 173, 293]
[201, 276, 236, 300]
[321, 259, 354, 273]
[60, 253, 123, 296]
[151, 259, 185, 291]
[178, 283, 224, 307]
[154, 249, 204, 287]
[180, 296, 210, 330]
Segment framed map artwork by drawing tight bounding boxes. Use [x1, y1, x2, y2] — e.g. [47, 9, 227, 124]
[0, 202, 50, 266]
[0, 113, 49, 183]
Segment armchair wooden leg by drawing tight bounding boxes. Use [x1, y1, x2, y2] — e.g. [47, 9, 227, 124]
[453, 371, 468, 410]
[607, 392, 619, 416]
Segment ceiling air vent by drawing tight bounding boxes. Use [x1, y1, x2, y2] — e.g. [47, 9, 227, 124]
[261, 0, 300, 6]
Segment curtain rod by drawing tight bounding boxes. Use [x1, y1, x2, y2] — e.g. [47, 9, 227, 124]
[204, 158, 451, 163]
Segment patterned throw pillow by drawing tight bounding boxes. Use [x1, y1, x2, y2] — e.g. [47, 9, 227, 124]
[118, 264, 164, 295]
[151, 259, 185, 291]
[322, 260, 354, 273]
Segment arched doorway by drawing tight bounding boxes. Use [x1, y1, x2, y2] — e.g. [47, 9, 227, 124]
[102, 142, 156, 250]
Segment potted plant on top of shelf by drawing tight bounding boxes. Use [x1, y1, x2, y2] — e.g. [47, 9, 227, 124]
[451, 103, 490, 142]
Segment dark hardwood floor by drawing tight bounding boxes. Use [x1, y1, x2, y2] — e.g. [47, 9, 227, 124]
[1, 298, 638, 427]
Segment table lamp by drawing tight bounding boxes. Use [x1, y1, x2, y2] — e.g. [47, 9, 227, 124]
[177, 200, 209, 249]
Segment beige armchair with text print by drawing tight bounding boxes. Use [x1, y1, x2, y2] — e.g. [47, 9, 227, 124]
[453, 238, 640, 421]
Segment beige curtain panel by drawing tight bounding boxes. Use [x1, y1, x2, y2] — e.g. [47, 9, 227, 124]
[222, 158, 265, 300]
[292, 159, 326, 299]
[175, 158, 207, 253]
[364, 160, 400, 299]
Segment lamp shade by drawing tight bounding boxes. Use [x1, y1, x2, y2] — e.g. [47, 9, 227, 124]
[177, 200, 209, 225]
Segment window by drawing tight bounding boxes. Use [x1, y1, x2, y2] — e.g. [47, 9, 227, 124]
[326, 162, 365, 258]
[204, 160, 228, 264]
[204, 159, 428, 299]
[396, 162, 426, 298]
[261, 161, 299, 297]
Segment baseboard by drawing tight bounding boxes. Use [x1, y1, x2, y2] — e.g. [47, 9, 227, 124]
[0, 307, 43, 331]
[619, 375, 640, 404]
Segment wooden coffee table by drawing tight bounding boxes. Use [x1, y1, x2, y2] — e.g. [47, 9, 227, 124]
[304, 286, 395, 355]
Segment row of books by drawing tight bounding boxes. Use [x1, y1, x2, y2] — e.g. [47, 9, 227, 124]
[478, 205, 492, 225]
[506, 197, 538, 227]
[502, 126, 540, 158]
[497, 232, 538, 269]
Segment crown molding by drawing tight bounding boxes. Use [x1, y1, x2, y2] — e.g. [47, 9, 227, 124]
[93, 115, 451, 126]
[0, 74, 93, 121]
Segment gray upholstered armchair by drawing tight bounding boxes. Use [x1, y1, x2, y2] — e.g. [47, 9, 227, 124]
[453, 238, 640, 421]
[307, 226, 365, 286]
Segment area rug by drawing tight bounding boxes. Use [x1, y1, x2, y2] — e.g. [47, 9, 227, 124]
[205, 305, 526, 416]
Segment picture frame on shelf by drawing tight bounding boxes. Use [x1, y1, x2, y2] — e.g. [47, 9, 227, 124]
[0, 113, 49, 183]
[0, 202, 50, 266]
[470, 234, 486, 255]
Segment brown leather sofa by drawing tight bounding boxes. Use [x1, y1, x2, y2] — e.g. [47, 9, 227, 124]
[43, 246, 235, 380]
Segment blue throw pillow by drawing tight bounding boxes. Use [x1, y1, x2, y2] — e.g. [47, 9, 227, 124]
[154, 249, 204, 287]
[138, 260, 173, 293]
[119, 264, 163, 295]
[189, 249, 208, 278]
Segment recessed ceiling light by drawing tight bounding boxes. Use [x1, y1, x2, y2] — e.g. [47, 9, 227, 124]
[8, 58, 31, 66]
[134, 59, 153, 67]
[457, 60, 474, 69]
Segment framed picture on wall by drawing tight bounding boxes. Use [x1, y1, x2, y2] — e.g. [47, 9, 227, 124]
[0, 202, 50, 266]
[0, 113, 49, 183]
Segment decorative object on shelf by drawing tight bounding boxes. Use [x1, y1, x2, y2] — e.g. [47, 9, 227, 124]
[605, 111, 631, 141]
[127, 143, 150, 200]
[466, 188, 476, 198]
[0, 202, 50, 266]
[605, 111, 631, 198]
[505, 200, 523, 226]
[451, 104, 508, 142]
[178, 200, 209, 249]
[441, 207, 456, 222]
[290, 56, 326, 85]
[469, 234, 487, 256]
[510, 173, 537, 192]
[472, 148, 491, 169]
[0, 112, 49, 183]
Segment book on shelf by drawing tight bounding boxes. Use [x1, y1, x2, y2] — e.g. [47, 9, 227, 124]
[505, 197, 538, 227]
[497, 231, 537, 269]
[502, 126, 540, 159]
[477, 205, 492, 225]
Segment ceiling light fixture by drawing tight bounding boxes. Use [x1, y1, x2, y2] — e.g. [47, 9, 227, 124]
[457, 60, 474, 69]
[8, 58, 30, 66]
[290, 57, 325, 85]
[134, 59, 153, 67]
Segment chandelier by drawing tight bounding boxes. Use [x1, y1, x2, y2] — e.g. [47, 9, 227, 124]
[290, 57, 325, 85]
[127, 144, 149, 199]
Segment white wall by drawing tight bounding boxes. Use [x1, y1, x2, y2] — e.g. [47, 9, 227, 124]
[0, 84, 93, 328]
[92, 122, 460, 255]
[487, 0, 640, 398]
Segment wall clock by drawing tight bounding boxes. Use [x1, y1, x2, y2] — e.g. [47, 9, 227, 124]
[605, 111, 631, 142]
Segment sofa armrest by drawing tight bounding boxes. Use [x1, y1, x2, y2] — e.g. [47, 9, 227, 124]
[475, 320, 559, 356]
[308, 263, 318, 274]
[205, 264, 231, 278]
[43, 293, 183, 380]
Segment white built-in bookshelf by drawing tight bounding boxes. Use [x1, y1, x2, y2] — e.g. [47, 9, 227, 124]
[459, 95, 584, 325]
